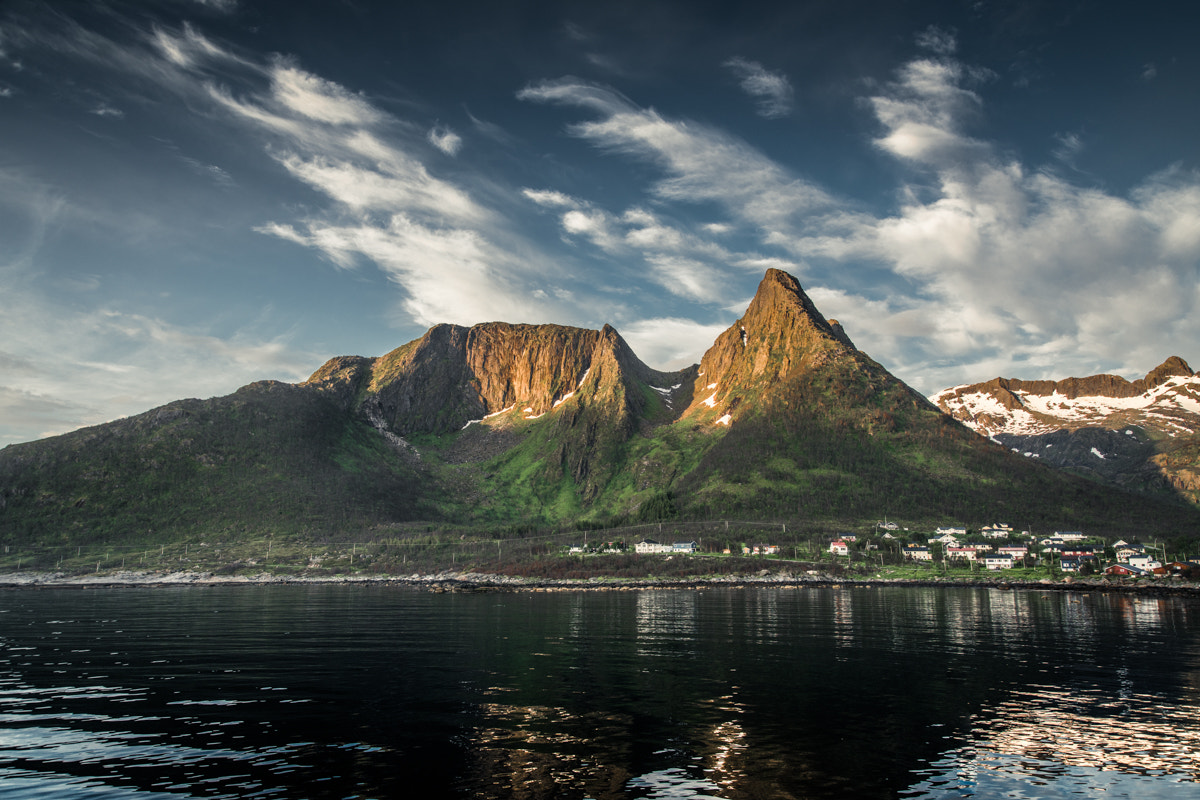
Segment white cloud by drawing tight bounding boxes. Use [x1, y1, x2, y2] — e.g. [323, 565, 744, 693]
[269, 62, 382, 126]
[915, 25, 957, 56]
[868, 58, 990, 168]
[260, 214, 549, 328]
[724, 57, 794, 118]
[619, 317, 730, 370]
[427, 125, 462, 156]
[0, 289, 315, 446]
[518, 77, 835, 232]
[522, 188, 579, 208]
[845, 54, 1200, 391]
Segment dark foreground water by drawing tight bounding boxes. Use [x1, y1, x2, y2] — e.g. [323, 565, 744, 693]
[1, 585, 1198, 799]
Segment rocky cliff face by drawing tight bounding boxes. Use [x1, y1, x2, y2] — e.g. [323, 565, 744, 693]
[932, 358, 1200, 504]
[683, 268, 906, 428]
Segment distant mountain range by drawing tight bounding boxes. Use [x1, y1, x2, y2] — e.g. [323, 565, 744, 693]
[933, 358, 1200, 504]
[3, 269, 1198, 551]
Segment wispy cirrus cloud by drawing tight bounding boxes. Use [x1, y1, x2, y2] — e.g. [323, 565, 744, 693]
[724, 57, 794, 118]
[135, 25, 580, 328]
[517, 77, 837, 234]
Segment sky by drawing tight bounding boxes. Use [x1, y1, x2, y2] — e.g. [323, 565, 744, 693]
[2, 0, 1198, 446]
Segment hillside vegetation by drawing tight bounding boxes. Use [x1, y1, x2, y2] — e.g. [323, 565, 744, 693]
[4, 270, 1199, 572]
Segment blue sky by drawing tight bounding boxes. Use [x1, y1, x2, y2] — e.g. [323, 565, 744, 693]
[2, 0, 1198, 445]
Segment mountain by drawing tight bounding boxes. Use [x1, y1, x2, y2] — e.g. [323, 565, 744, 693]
[3, 269, 1199, 553]
[933, 359, 1200, 504]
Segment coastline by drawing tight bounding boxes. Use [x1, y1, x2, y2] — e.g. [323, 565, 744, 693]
[3, 568, 1200, 598]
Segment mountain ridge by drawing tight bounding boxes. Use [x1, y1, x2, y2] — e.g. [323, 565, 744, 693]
[933, 358, 1200, 504]
[4, 269, 1199, 551]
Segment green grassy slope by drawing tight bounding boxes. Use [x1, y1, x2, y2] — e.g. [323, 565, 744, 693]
[0, 381, 438, 548]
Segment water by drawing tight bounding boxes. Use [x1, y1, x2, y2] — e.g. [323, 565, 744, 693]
[1, 585, 1197, 799]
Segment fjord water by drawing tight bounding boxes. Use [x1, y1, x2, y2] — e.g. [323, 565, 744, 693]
[1, 586, 1198, 799]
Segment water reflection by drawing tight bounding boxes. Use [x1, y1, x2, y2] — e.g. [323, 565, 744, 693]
[1, 586, 1198, 799]
[460, 697, 634, 798]
[977, 684, 1200, 780]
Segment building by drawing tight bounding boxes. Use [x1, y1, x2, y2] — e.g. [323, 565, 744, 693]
[983, 555, 1013, 570]
[998, 545, 1028, 559]
[1127, 554, 1162, 571]
[672, 541, 698, 553]
[1115, 543, 1146, 561]
[904, 546, 932, 561]
[946, 547, 978, 561]
[1105, 563, 1149, 578]
[635, 539, 672, 554]
[829, 540, 850, 556]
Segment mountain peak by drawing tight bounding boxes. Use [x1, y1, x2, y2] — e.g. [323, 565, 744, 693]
[685, 269, 873, 426]
[698, 270, 854, 389]
[1140, 356, 1194, 391]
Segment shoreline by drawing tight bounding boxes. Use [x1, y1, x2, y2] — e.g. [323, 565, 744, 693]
[3, 569, 1200, 598]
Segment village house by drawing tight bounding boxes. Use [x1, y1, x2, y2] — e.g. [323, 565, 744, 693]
[936, 527, 967, 537]
[946, 546, 978, 561]
[983, 555, 1013, 570]
[634, 539, 673, 554]
[829, 540, 850, 556]
[904, 545, 932, 561]
[998, 545, 1029, 559]
[1115, 543, 1146, 561]
[1055, 531, 1087, 541]
[743, 544, 780, 555]
[981, 523, 1014, 539]
[1127, 553, 1162, 571]
[672, 541, 698, 553]
[1105, 563, 1150, 578]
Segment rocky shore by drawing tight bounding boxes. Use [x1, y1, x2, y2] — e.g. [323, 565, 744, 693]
[3, 568, 1200, 598]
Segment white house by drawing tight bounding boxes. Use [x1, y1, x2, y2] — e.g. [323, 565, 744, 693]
[1116, 543, 1146, 561]
[946, 546, 978, 561]
[1127, 554, 1162, 571]
[983, 555, 1013, 570]
[904, 546, 932, 561]
[672, 541, 698, 553]
[635, 539, 672, 554]
[829, 540, 850, 556]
